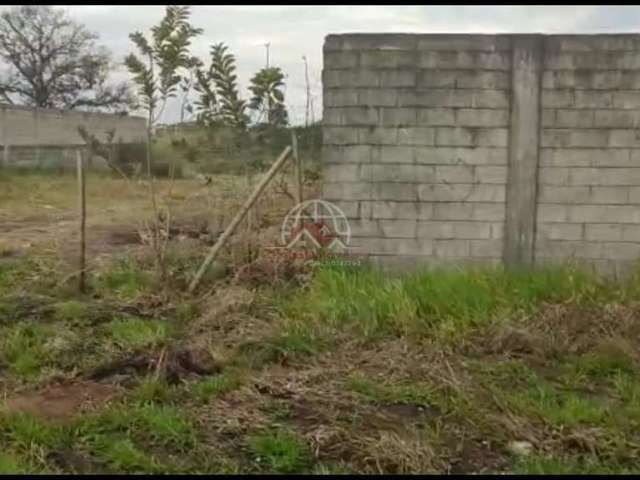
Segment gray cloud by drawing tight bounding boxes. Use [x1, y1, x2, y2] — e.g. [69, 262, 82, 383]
[7, 6, 640, 124]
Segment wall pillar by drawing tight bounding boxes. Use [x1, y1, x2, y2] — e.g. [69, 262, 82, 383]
[503, 35, 543, 266]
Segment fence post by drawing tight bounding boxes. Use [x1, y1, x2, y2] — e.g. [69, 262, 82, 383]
[76, 148, 87, 293]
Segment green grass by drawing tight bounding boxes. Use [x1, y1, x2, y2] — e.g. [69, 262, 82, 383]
[247, 428, 311, 473]
[95, 260, 150, 301]
[107, 317, 171, 350]
[284, 264, 614, 342]
[190, 371, 243, 403]
[513, 454, 637, 474]
[0, 323, 51, 378]
[506, 376, 609, 427]
[0, 451, 31, 474]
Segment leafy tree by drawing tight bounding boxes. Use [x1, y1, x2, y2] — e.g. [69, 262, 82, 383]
[249, 67, 289, 127]
[194, 43, 248, 129]
[124, 5, 202, 174]
[0, 5, 132, 111]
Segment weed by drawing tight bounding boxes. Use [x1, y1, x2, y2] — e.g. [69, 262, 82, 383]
[247, 428, 311, 473]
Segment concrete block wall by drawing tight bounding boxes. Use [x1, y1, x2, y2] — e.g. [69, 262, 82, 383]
[322, 33, 640, 275]
[323, 34, 510, 267]
[0, 104, 146, 169]
[536, 36, 640, 276]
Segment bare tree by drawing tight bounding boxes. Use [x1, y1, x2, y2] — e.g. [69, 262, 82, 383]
[0, 6, 132, 111]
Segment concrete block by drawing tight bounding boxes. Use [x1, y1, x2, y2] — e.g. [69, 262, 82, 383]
[473, 203, 505, 221]
[456, 108, 509, 127]
[324, 145, 372, 164]
[330, 200, 360, 219]
[323, 69, 380, 88]
[613, 91, 640, 109]
[365, 164, 435, 183]
[594, 110, 640, 128]
[397, 127, 436, 146]
[324, 107, 379, 126]
[589, 186, 629, 204]
[433, 202, 475, 220]
[379, 108, 417, 127]
[331, 34, 418, 51]
[398, 89, 475, 108]
[358, 127, 398, 145]
[355, 238, 432, 257]
[417, 221, 454, 239]
[371, 146, 414, 164]
[470, 239, 503, 257]
[418, 51, 510, 70]
[323, 127, 359, 145]
[474, 166, 508, 184]
[324, 164, 360, 182]
[417, 34, 510, 52]
[538, 185, 590, 203]
[435, 127, 474, 147]
[324, 89, 359, 107]
[554, 109, 595, 128]
[574, 91, 613, 108]
[374, 182, 418, 201]
[491, 222, 505, 239]
[322, 182, 371, 201]
[536, 204, 569, 222]
[473, 90, 511, 108]
[537, 223, 584, 240]
[628, 186, 640, 203]
[434, 239, 471, 258]
[378, 219, 418, 238]
[360, 50, 417, 68]
[416, 108, 456, 126]
[435, 165, 474, 183]
[584, 224, 623, 242]
[349, 219, 382, 237]
[475, 128, 509, 147]
[358, 89, 398, 107]
[621, 224, 640, 242]
[371, 200, 433, 220]
[454, 222, 492, 239]
[455, 71, 510, 89]
[324, 51, 359, 69]
[601, 242, 640, 260]
[418, 184, 505, 203]
[540, 148, 632, 167]
[609, 130, 640, 148]
[379, 70, 417, 87]
[541, 90, 574, 108]
[541, 129, 609, 148]
[414, 147, 507, 165]
[416, 70, 457, 88]
[567, 205, 640, 223]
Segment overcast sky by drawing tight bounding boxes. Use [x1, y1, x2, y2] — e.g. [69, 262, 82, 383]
[44, 5, 640, 125]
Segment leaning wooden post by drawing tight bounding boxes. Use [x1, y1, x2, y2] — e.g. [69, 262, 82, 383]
[76, 148, 87, 293]
[188, 145, 293, 294]
[291, 130, 302, 205]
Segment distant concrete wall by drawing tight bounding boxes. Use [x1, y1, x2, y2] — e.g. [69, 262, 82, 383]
[322, 33, 640, 276]
[0, 104, 146, 169]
